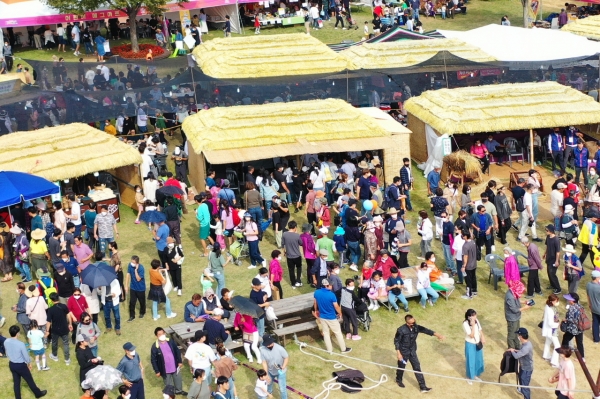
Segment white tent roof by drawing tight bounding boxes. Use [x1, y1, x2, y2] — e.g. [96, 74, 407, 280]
[437, 24, 600, 69]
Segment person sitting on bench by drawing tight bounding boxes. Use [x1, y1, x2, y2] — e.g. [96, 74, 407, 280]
[470, 139, 490, 174]
[485, 135, 507, 166]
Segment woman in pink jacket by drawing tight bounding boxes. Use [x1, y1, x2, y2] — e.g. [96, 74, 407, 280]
[233, 312, 262, 363]
[503, 247, 520, 286]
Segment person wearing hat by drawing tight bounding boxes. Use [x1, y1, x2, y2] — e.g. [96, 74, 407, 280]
[314, 278, 351, 355]
[185, 330, 216, 378]
[259, 334, 289, 399]
[333, 226, 347, 267]
[11, 225, 32, 283]
[203, 307, 231, 347]
[508, 328, 534, 399]
[75, 333, 103, 392]
[544, 224, 562, 294]
[577, 211, 599, 266]
[549, 346, 576, 399]
[562, 293, 586, 360]
[363, 221, 378, 262]
[586, 270, 600, 343]
[117, 342, 145, 399]
[316, 226, 336, 261]
[355, 168, 372, 215]
[150, 327, 186, 396]
[53, 262, 75, 305]
[563, 244, 583, 294]
[560, 205, 578, 247]
[217, 179, 236, 206]
[29, 229, 49, 281]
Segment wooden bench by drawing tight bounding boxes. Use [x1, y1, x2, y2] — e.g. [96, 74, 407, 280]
[273, 320, 318, 346]
[269, 316, 302, 330]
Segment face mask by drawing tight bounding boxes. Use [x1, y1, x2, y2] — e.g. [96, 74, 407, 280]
[16, 289, 20, 294]
[158, 335, 167, 342]
[62, 258, 68, 263]
[73, 295, 80, 300]
[592, 171, 597, 176]
[374, 222, 382, 226]
[168, 243, 175, 248]
[442, 218, 448, 222]
[101, 211, 107, 216]
[482, 199, 488, 203]
[477, 143, 481, 147]
[430, 257, 436, 263]
[348, 284, 355, 290]
[334, 269, 340, 275]
[277, 256, 282, 261]
[129, 350, 136, 357]
[130, 262, 137, 267]
[136, 189, 141, 192]
[467, 190, 471, 193]
[123, 395, 131, 399]
[391, 214, 397, 219]
[59, 271, 65, 276]
[504, 253, 510, 258]
[245, 217, 251, 221]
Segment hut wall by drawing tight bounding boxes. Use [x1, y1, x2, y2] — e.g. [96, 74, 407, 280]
[383, 133, 411, 185]
[113, 165, 142, 209]
[408, 113, 429, 163]
[188, 145, 207, 192]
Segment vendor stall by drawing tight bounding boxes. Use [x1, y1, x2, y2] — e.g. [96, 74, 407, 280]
[0, 123, 143, 214]
[181, 98, 411, 190]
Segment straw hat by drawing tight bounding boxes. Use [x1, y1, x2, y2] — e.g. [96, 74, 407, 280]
[31, 229, 47, 240]
[562, 244, 577, 254]
[371, 157, 381, 167]
[386, 207, 399, 215]
[25, 285, 38, 298]
[0, 222, 8, 233]
[357, 161, 369, 169]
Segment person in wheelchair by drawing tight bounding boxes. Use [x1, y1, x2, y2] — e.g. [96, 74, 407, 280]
[470, 139, 490, 174]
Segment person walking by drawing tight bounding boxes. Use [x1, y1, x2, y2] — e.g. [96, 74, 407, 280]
[542, 294, 561, 368]
[471, 204, 493, 260]
[340, 278, 362, 340]
[93, 204, 118, 259]
[148, 259, 176, 321]
[440, 212, 456, 275]
[494, 185, 512, 245]
[561, 293, 585, 360]
[521, 237, 543, 298]
[260, 334, 289, 399]
[563, 245, 583, 294]
[509, 328, 534, 399]
[125, 256, 146, 322]
[117, 342, 145, 399]
[463, 309, 484, 384]
[98, 276, 122, 335]
[544, 225, 562, 294]
[549, 347, 576, 399]
[394, 314, 444, 392]
[150, 327, 186, 396]
[461, 231, 477, 299]
[314, 278, 351, 354]
[505, 281, 530, 349]
[45, 292, 75, 365]
[5, 325, 47, 399]
[281, 221, 303, 288]
[416, 211, 433, 260]
[586, 270, 600, 343]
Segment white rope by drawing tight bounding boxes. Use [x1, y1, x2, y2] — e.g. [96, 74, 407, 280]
[296, 339, 595, 394]
[296, 340, 388, 399]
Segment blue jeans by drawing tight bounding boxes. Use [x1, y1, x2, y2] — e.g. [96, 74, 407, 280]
[532, 192, 540, 220]
[91, 346, 98, 357]
[518, 369, 532, 399]
[74, 224, 82, 237]
[138, 125, 148, 133]
[248, 240, 264, 266]
[256, 317, 265, 337]
[268, 369, 288, 399]
[417, 287, 439, 306]
[84, 42, 94, 54]
[214, 271, 225, 298]
[404, 188, 413, 210]
[73, 275, 80, 288]
[442, 243, 456, 273]
[554, 216, 561, 232]
[347, 241, 361, 265]
[264, 200, 273, 219]
[227, 376, 236, 399]
[152, 297, 172, 319]
[388, 291, 408, 310]
[98, 237, 114, 258]
[456, 260, 464, 284]
[103, 301, 121, 330]
[249, 207, 263, 232]
[14, 259, 32, 281]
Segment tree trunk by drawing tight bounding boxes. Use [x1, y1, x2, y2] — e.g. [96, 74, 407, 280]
[522, 0, 530, 28]
[128, 9, 140, 53]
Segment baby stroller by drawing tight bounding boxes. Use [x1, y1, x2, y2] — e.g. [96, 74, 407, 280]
[229, 230, 249, 266]
[355, 300, 371, 332]
[345, 12, 358, 29]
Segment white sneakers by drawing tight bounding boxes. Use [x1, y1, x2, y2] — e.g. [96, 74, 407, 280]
[154, 315, 161, 321]
[349, 264, 358, 272]
[248, 265, 257, 269]
[177, 289, 182, 296]
[167, 313, 177, 319]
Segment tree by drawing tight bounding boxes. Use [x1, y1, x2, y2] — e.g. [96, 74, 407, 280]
[42, 0, 185, 53]
[520, 0, 531, 28]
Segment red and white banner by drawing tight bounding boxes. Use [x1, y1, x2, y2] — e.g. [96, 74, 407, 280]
[456, 70, 479, 80]
[480, 68, 503, 77]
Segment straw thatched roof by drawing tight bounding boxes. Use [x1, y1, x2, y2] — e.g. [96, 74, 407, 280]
[561, 16, 600, 41]
[404, 81, 600, 134]
[182, 99, 409, 164]
[191, 34, 356, 80]
[0, 123, 143, 181]
[343, 38, 497, 69]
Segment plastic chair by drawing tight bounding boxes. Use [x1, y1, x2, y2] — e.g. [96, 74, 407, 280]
[226, 168, 241, 196]
[504, 137, 525, 167]
[485, 254, 505, 291]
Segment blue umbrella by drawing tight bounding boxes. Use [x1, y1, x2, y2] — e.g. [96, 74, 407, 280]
[140, 210, 167, 223]
[80, 262, 116, 289]
[0, 171, 59, 208]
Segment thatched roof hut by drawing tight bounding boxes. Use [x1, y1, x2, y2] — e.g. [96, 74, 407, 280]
[191, 34, 355, 81]
[181, 98, 411, 190]
[0, 123, 142, 182]
[561, 16, 600, 41]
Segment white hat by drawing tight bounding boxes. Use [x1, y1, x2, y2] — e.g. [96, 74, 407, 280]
[564, 204, 574, 212]
[174, 147, 181, 155]
[319, 227, 329, 235]
[562, 244, 577, 254]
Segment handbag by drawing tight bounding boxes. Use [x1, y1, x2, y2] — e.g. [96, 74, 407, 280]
[560, 320, 568, 333]
[476, 341, 483, 351]
[537, 320, 543, 329]
[160, 269, 173, 295]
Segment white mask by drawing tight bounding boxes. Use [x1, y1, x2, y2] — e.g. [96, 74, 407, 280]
[348, 285, 355, 290]
[592, 171, 597, 176]
[158, 335, 167, 342]
[168, 243, 175, 248]
[277, 256, 282, 261]
[334, 269, 340, 275]
[442, 218, 448, 222]
[129, 350, 136, 356]
[504, 253, 510, 258]
[101, 211, 107, 216]
[374, 221, 382, 226]
[16, 289, 20, 294]
[73, 295, 80, 300]
[431, 257, 436, 263]
[123, 395, 131, 399]
[391, 214, 397, 219]
[136, 189, 141, 193]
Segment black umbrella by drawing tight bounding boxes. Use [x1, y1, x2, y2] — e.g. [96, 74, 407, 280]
[158, 185, 184, 196]
[80, 262, 116, 289]
[230, 295, 265, 319]
[139, 210, 167, 223]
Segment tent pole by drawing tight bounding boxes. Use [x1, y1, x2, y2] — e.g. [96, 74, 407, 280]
[530, 129, 534, 168]
[237, 0, 244, 35]
[346, 70, 349, 102]
[443, 51, 449, 88]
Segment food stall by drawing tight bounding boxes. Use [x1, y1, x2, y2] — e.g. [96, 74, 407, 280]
[0, 123, 143, 220]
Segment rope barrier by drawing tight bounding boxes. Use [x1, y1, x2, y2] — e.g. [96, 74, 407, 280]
[240, 362, 314, 399]
[295, 339, 594, 394]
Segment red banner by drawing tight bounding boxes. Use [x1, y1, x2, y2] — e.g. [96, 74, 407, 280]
[480, 68, 503, 77]
[456, 70, 479, 80]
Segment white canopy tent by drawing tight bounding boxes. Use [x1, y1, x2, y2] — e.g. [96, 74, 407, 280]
[437, 24, 600, 70]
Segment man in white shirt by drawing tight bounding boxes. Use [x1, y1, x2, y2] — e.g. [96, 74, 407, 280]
[72, 23, 81, 56]
[184, 330, 215, 376]
[550, 183, 565, 231]
[341, 156, 356, 190]
[518, 184, 540, 242]
[310, 5, 320, 29]
[85, 66, 95, 87]
[66, 194, 82, 237]
[100, 64, 110, 81]
[137, 102, 149, 133]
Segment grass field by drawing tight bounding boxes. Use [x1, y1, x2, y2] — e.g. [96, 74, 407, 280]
[1, 139, 598, 399]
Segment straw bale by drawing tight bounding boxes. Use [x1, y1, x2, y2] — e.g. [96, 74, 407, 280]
[182, 98, 391, 155]
[444, 150, 482, 176]
[343, 38, 497, 69]
[561, 16, 600, 41]
[0, 123, 143, 182]
[192, 33, 355, 79]
[404, 82, 600, 134]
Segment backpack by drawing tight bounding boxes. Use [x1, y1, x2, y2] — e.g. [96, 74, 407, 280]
[515, 196, 525, 212]
[231, 207, 241, 227]
[382, 185, 395, 210]
[38, 278, 57, 307]
[578, 306, 592, 331]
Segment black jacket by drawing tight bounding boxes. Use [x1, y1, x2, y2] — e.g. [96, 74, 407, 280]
[394, 323, 435, 355]
[150, 338, 182, 377]
[54, 271, 76, 298]
[76, 346, 99, 383]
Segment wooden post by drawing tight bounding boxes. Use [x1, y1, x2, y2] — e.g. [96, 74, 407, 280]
[530, 129, 535, 168]
[574, 349, 600, 397]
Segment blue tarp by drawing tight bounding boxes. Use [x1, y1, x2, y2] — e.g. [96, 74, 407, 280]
[0, 171, 59, 208]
